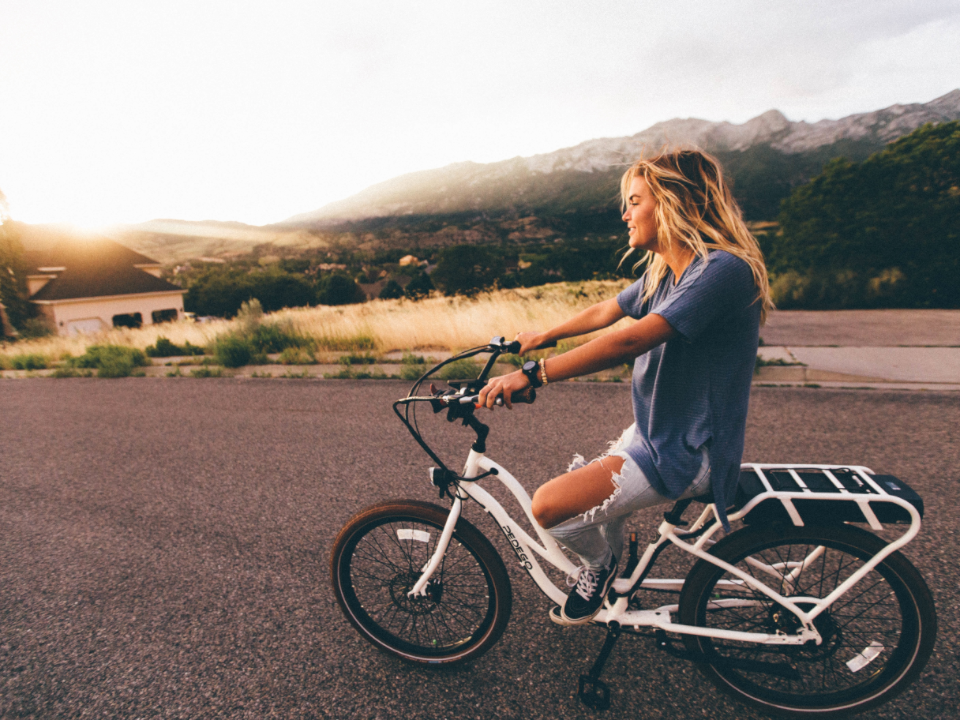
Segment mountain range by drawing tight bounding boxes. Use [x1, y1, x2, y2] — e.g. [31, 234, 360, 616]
[282, 89, 960, 229]
[20, 90, 958, 264]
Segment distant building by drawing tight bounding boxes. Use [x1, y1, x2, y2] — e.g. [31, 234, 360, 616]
[25, 239, 186, 336]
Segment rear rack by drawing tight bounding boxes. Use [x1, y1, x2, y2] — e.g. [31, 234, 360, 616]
[731, 463, 924, 531]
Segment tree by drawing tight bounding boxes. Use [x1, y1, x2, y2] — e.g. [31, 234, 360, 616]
[378, 279, 404, 300]
[0, 190, 32, 330]
[404, 271, 434, 299]
[771, 121, 960, 308]
[430, 245, 504, 296]
[316, 273, 365, 306]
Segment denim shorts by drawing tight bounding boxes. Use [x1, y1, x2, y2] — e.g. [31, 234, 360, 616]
[548, 424, 711, 568]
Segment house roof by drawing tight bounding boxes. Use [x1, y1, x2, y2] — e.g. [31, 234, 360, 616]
[25, 239, 184, 302]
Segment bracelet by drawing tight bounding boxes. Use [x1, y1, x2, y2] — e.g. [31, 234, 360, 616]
[539, 358, 549, 386]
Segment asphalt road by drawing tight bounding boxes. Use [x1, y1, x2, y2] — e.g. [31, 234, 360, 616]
[2, 379, 958, 719]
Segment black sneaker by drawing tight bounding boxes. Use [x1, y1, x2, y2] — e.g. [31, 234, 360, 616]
[560, 555, 618, 625]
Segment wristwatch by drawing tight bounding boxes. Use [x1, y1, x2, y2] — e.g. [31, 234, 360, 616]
[521, 360, 543, 388]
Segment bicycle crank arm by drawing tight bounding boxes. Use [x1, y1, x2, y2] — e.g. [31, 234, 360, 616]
[654, 629, 801, 680]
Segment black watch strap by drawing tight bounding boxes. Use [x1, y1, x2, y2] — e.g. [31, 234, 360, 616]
[522, 360, 543, 388]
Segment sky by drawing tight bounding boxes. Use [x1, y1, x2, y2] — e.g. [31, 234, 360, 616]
[1, 0, 959, 228]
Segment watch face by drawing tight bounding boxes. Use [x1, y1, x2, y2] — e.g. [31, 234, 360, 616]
[522, 360, 538, 374]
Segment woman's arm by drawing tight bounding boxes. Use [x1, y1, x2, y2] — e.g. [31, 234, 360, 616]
[478, 313, 676, 409]
[517, 297, 627, 354]
[542, 313, 675, 382]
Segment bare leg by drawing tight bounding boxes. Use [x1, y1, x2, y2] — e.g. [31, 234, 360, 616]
[531, 455, 625, 530]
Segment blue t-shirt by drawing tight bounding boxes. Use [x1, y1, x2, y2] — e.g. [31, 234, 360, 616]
[616, 250, 760, 530]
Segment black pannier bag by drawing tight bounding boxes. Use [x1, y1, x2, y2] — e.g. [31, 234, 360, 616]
[735, 466, 924, 526]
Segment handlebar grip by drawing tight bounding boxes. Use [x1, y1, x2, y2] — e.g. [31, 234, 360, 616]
[503, 339, 557, 353]
[510, 386, 536, 404]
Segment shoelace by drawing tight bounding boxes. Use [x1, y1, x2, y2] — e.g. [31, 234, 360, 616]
[567, 566, 601, 601]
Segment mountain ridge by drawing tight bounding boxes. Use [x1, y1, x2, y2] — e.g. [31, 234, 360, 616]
[284, 89, 960, 226]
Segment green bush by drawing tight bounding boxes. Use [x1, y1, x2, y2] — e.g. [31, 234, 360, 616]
[249, 322, 311, 353]
[404, 272, 434, 300]
[71, 345, 149, 375]
[278, 346, 315, 364]
[146, 336, 205, 357]
[316, 273, 366, 306]
[339, 352, 377, 365]
[378, 279, 405, 300]
[437, 358, 482, 381]
[51, 366, 91, 378]
[68, 345, 148, 378]
[17, 318, 53, 339]
[399, 363, 425, 381]
[214, 335, 252, 368]
[191, 366, 223, 378]
[11, 353, 47, 370]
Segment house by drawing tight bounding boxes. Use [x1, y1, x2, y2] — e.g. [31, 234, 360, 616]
[25, 239, 186, 336]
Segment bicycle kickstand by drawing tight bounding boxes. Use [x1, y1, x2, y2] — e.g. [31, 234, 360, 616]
[578, 621, 621, 711]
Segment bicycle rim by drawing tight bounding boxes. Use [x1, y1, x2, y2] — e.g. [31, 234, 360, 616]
[336, 511, 502, 662]
[679, 525, 934, 715]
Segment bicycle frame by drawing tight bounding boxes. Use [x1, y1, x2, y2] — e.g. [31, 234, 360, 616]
[409, 449, 923, 648]
[394, 338, 922, 650]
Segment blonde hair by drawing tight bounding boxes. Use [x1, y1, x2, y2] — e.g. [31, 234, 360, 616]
[620, 148, 773, 323]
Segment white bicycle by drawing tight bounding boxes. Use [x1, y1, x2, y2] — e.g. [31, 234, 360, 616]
[330, 337, 936, 716]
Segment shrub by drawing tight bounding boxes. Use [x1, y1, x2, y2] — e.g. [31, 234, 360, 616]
[69, 345, 149, 378]
[249, 322, 311, 353]
[404, 272, 434, 300]
[278, 346, 315, 365]
[146, 336, 206, 357]
[401, 352, 426, 365]
[437, 358, 482, 381]
[11, 353, 47, 370]
[399, 363, 425, 381]
[191, 366, 223, 378]
[316, 273, 366, 306]
[431, 246, 503, 296]
[51, 366, 91, 378]
[378, 279, 405, 300]
[214, 335, 252, 368]
[17, 318, 53, 339]
[339, 352, 377, 365]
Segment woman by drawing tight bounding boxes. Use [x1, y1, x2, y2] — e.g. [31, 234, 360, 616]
[477, 148, 773, 624]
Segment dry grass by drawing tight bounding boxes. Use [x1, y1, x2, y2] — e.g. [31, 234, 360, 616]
[0, 280, 634, 362]
[0, 319, 232, 363]
[273, 280, 634, 352]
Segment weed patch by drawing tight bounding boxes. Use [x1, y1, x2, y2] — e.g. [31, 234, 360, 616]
[70, 345, 149, 378]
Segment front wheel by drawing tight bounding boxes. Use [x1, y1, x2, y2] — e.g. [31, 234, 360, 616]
[330, 500, 512, 666]
[678, 523, 936, 717]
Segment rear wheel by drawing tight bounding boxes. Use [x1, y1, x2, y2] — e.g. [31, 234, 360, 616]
[678, 524, 936, 717]
[330, 500, 512, 666]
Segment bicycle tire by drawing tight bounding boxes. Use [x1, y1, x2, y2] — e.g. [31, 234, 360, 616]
[678, 523, 936, 717]
[330, 499, 512, 666]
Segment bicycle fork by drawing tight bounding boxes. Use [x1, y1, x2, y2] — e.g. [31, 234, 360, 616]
[407, 496, 462, 597]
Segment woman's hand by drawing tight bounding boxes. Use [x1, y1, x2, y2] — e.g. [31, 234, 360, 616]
[477, 369, 530, 410]
[515, 331, 548, 355]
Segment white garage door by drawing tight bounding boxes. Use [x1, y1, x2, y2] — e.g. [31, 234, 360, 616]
[67, 318, 106, 335]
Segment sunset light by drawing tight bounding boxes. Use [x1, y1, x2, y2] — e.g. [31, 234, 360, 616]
[2, 0, 959, 227]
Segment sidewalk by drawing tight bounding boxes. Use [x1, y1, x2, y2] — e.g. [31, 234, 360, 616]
[755, 309, 960, 390]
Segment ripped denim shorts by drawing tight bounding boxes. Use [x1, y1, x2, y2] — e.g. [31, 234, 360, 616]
[547, 423, 711, 569]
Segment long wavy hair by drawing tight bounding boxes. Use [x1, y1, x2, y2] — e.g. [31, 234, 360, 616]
[620, 148, 773, 323]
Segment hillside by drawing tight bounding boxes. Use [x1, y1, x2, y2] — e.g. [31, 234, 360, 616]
[283, 89, 960, 227]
